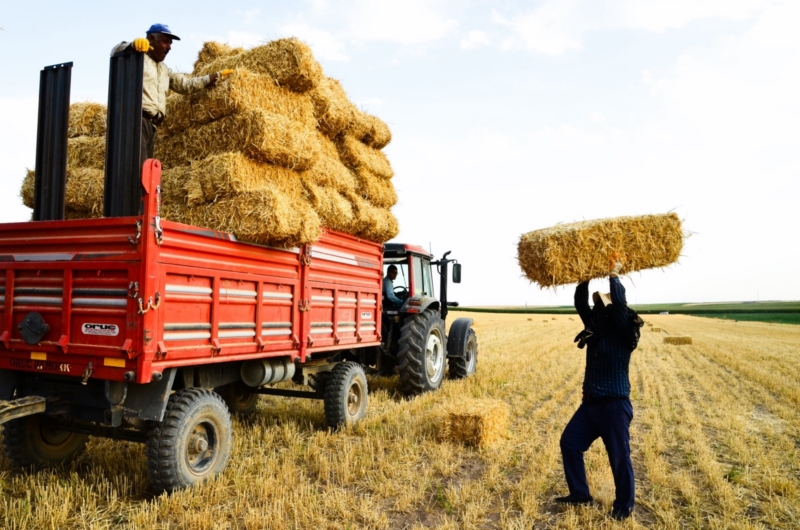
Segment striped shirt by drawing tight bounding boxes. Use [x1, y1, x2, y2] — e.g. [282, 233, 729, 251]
[574, 277, 634, 400]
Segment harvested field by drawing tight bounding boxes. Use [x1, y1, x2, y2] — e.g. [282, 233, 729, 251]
[517, 213, 685, 288]
[1, 314, 797, 528]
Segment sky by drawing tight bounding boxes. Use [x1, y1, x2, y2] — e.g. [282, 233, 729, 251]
[1, 1, 798, 307]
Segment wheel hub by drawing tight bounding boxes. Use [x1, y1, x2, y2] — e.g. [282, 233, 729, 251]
[425, 332, 444, 382]
[186, 422, 217, 474]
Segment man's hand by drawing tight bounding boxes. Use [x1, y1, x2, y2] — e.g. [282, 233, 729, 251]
[133, 38, 152, 53]
[609, 257, 625, 278]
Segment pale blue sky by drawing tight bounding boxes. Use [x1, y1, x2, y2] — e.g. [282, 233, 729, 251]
[1, 1, 797, 306]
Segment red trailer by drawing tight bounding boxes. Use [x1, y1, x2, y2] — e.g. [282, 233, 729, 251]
[0, 55, 477, 493]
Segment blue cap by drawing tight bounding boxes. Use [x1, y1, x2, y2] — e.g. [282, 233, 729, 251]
[146, 23, 181, 41]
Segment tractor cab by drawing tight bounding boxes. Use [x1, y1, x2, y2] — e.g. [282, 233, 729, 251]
[377, 243, 475, 393]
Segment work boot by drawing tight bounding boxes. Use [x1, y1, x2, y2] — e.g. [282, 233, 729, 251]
[610, 507, 633, 520]
[554, 494, 594, 506]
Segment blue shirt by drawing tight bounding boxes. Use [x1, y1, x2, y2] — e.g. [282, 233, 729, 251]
[383, 276, 402, 305]
[574, 277, 634, 400]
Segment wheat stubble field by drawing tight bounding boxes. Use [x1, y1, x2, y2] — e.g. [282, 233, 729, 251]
[0, 313, 798, 529]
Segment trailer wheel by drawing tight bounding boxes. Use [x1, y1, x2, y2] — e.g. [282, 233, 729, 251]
[397, 308, 447, 396]
[2, 414, 89, 469]
[146, 388, 232, 493]
[448, 328, 478, 379]
[323, 362, 368, 429]
[216, 382, 258, 417]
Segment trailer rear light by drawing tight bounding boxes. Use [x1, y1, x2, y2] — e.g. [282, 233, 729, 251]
[406, 308, 419, 313]
[31, 352, 47, 361]
[104, 358, 126, 368]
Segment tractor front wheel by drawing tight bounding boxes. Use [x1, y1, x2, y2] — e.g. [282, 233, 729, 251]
[397, 308, 447, 396]
[448, 327, 478, 379]
[146, 388, 233, 493]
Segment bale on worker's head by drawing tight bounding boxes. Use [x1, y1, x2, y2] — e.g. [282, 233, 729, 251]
[68, 136, 106, 170]
[310, 77, 356, 138]
[165, 69, 317, 134]
[176, 152, 305, 207]
[68, 102, 107, 138]
[192, 41, 244, 74]
[517, 213, 685, 288]
[335, 134, 394, 179]
[194, 38, 323, 93]
[664, 336, 692, 345]
[439, 399, 509, 448]
[155, 109, 320, 171]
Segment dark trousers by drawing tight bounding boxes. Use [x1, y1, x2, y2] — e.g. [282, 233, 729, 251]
[560, 398, 635, 513]
[140, 117, 156, 169]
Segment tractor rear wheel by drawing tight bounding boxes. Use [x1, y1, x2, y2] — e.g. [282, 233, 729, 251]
[397, 308, 447, 396]
[324, 362, 368, 429]
[216, 381, 259, 417]
[2, 414, 89, 469]
[146, 388, 233, 493]
[448, 327, 478, 379]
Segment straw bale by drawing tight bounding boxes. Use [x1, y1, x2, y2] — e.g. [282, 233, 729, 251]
[176, 152, 304, 207]
[67, 136, 105, 170]
[346, 108, 392, 149]
[300, 178, 357, 234]
[310, 77, 356, 138]
[517, 213, 684, 288]
[192, 41, 243, 74]
[646, 322, 653, 326]
[194, 38, 323, 93]
[154, 109, 319, 170]
[21, 167, 105, 216]
[303, 152, 358, 193]
[161, 184, 321, 247]
[650, 328, 662, 332]
[68, 102, 106, 138]
[165, 69, 317, 134]
[664, 336, 692, 345]
[352, 167, 398, 208]
[336, 134, 394, 179]
[20, 169, 35, 209]
[439, 399, 509, 448]
[345, 191, 399, 243]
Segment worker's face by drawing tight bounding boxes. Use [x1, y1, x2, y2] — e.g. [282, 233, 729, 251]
[147, 33, 173, 62]
[388, 269, 397, 280]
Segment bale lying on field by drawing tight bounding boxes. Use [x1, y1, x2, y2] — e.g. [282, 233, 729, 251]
[651, 328, 662, 332]
[194, 38, 323, 93]
[165, 69, 317, 134]
[154, 109, 320, 170]
[517, 213, 684, 288]
[68, 102, 106, 137]
[439, 399, 509, 448]
[664, 336, 692, 345]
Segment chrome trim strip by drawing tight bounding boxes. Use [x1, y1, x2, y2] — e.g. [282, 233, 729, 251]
[15, 296, 62, 305]
[220, 288, 257, 298]
[262, 292, 293, 300]
[262, 322, 292, 329]
[219, 330, 256, 339]
[311, 296, 334, 302]
[310, 328, 333, 334]
[262, 329, 291, 337]
[219, 322, 256, 329]
[166, 285, 213, 295]
[73, 298, 127, 307]
[164, 332, 211, 341]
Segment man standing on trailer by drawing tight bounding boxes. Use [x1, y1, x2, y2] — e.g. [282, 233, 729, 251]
[111, 24, 234, 168]
[555, 258, 637, 521]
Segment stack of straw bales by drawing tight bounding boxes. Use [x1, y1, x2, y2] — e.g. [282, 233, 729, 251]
[664, 336, 692, 345]
[517, 213, 684, 288]
[439, 399, 509, 448]
[20, 38, 399, 247]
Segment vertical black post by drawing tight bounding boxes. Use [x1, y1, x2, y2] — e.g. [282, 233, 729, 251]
[104, 49, 144, 217]
[33, 62, 72, 221]
[439, 251, 451, 321]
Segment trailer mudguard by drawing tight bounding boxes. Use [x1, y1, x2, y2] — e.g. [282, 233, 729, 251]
[123, 368, 177, 422]
[446, 318, 474, 359]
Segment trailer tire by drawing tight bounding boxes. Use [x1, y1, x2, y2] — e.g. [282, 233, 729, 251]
[2, 414, 89, 469]
[448, 328, 478, 379]
[323, 362, 368, 429]
[216, 382, 259, 417]
[397, 309, 447, 396]
[146, 388, 232, 493]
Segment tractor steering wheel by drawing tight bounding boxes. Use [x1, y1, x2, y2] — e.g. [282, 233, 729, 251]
[393, 285, 408, 300]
